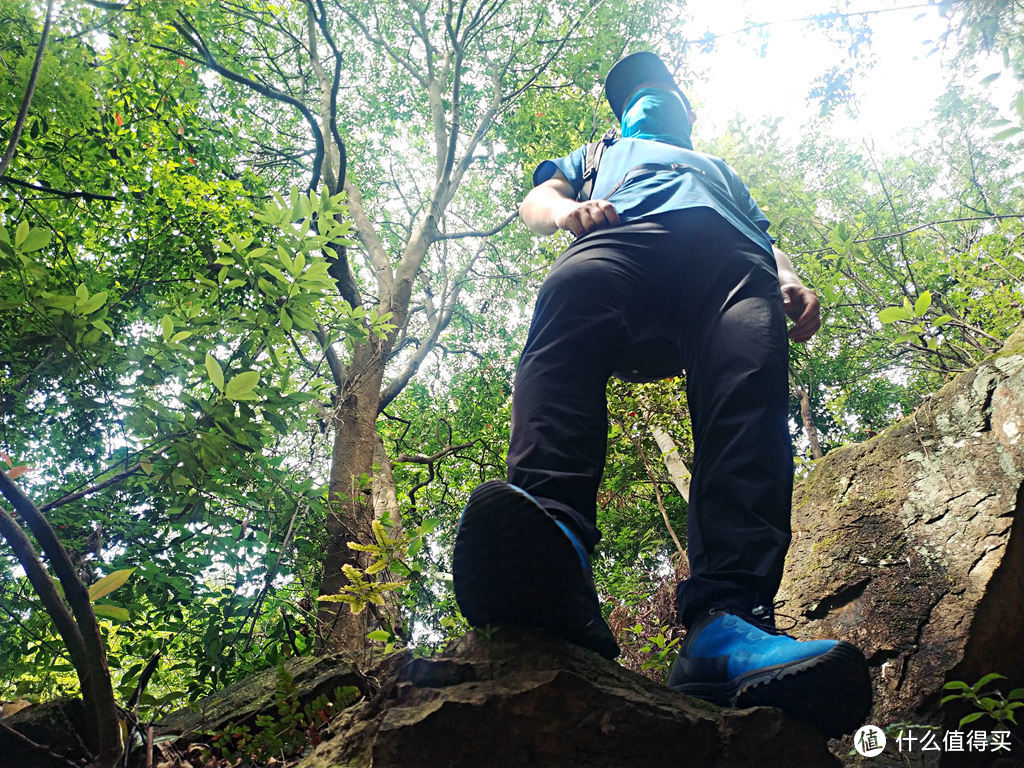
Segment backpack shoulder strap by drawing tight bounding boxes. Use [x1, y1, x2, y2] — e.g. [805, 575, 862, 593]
[576, 128, 618, 202]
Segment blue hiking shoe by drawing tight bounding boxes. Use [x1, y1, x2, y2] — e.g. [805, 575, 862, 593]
[668, 609, 872, 737]
[452, 480, 619, 659]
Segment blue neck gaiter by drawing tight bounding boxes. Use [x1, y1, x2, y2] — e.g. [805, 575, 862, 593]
[620, 87, 693, 149]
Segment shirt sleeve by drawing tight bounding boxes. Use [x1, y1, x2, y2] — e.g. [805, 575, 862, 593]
[532, 145, 587, 193]
[747, 194, 773, 241]
[721, 162, 773, 242]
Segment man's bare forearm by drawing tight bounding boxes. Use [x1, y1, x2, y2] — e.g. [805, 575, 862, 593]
[519, 178, 578, 235]
[519, 171, 620, 238]
[773, 245, 804, 288]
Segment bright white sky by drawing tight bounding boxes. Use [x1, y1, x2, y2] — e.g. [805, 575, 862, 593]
[675, 0, 954, 149]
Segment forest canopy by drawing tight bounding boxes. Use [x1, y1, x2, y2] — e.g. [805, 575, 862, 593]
[1, 1, 1023, 764]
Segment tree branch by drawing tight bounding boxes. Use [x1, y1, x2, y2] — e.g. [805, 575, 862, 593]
[0, 472, 121, 767]
[378, 246, 482, 412]
[622, 425, 685, 560]
[81, 0, 129, 10]
[796, 214, 1024, 255]
[0, 0, 56, 179]
[339, 6, 427, 88]
[39, 464, 142, 514]
[302, 0, 359, 305]
[0, 508, 87, 675]
[344, 177, 394, 303]
[169, 12, 326, 192]
[649, 426, 692, 504]
[789, 372, 824, 460]
[438, 211, 518, 240]
[394, 440, 476, 465]
[311, 0, 347, 188]
[1, 176, 117, 202]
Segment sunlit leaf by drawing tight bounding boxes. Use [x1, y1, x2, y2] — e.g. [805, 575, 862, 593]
[224, 371, 259, 400]
[92, 604, 130, 622]
[205, 353, 225, 392]
[88, 568, 136, 601]
[878, 307, 911, 324]
[914, 291, 931, 317]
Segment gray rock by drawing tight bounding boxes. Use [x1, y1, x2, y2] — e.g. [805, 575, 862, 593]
[0, 698, 90, 768]
[777, 327, 1024, 763]
[297, 627, 839, 768]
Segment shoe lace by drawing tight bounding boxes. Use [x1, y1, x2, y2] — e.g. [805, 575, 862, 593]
[749, 600, 798, 636]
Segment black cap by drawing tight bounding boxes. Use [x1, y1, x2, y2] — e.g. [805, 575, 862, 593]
[604, 51, 690, 122]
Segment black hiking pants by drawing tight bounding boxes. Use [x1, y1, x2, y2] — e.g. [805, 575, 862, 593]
[506, 207, 793, 628]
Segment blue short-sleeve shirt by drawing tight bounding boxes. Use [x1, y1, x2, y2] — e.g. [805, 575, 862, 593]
[533, 138, 774, 257]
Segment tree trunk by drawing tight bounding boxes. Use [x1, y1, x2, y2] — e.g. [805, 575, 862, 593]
[650, 426, 691, 503]
[317, 338, 388, 658]
[789, 374, 824, 460]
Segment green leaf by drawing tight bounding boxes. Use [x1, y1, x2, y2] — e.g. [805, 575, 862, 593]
[943, 681, 971, 691]
[993, 126, 1024, 141]
[88, 568, 136, 601]
[206, 353, 225, 393]
[289, 307, 317, 331]
[315, 593, 357, 604]
[932, 314, 953, 327]
[878, 306, 911, 324]
[78, 291, 108, 315]
[972, 672, 1006, 692]
[224, 371, 259, 400]
[170, 330, 193, 344]
[914, 291, 931, 317]
[958, 711, 986, 728]
[21, 228, 52, 253]
[14, 220, 29, 249]
[366, 630, 391, 643]
[160, 315, 174, 341]
[228, 233, 253, 252]
[261, 263, 290, 283]
[92, 604, 130, 622]
[415, 518, 440, 536]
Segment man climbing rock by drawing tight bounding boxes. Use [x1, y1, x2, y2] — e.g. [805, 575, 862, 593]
[452, 51, 872, 738]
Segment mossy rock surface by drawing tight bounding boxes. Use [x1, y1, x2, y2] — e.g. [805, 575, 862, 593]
[778, 330, 1024, 765]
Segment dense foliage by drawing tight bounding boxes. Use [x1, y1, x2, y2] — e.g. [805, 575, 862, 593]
[1, 2, 1022, 762]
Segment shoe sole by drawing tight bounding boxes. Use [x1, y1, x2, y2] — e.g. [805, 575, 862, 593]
[452, 480, 619, 659]
[675, 641, 872, 738]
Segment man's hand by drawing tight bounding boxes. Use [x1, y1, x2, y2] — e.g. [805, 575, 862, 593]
[519, 171, 620, 237]
[553, 199, 620, 238]
[780, 283, 820, 343]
